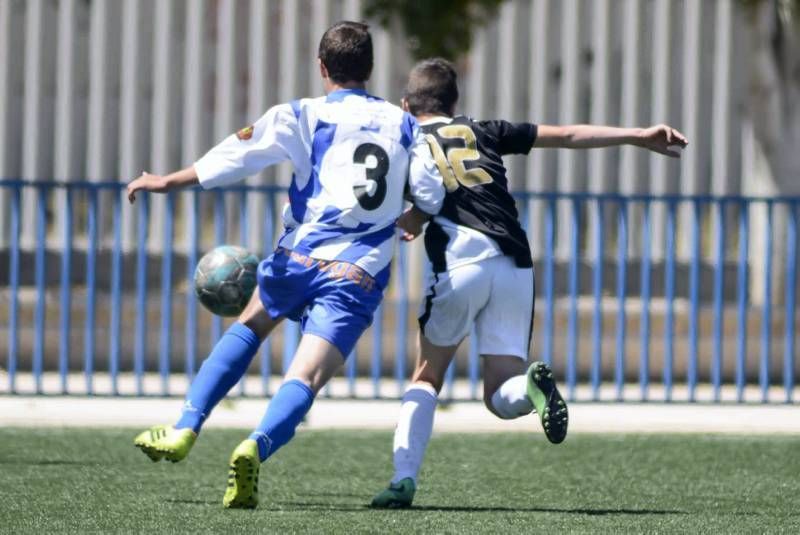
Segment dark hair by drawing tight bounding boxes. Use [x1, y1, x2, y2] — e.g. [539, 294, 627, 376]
[404, 58, 459, 116]
[318, 21, 373, 84]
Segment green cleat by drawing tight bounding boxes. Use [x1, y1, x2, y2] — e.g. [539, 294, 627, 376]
[526, 361, 568, 444]
[370, 478, 416, 509]
[223, 439, 260, 509]
[133, 425, 196, 463]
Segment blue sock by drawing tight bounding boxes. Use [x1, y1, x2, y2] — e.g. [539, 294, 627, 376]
[249, 379, 315, 462]
[175, 322, 261, 433]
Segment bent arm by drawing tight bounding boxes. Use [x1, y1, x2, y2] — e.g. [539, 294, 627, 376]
[399, 137, 446, 241]
[534, 123, 688, 157]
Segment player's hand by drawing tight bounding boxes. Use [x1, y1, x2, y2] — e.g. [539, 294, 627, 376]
[637, 124, 688, 157]
[127, 172, 167, 203]
[397, 207, 430, 242]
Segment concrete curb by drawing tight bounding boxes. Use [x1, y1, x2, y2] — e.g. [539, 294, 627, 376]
[2, 396, 798, 434]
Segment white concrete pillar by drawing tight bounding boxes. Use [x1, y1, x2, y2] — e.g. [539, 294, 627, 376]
[370, 15, 391, 100]
[679, 0, 703, 259]
[586, 0, 612, 260]
[214, 0, 240, 244]
[182, 0, 208, 164]
[465, 26, 488, 120]
[181, 0, 208, 252]
[342, 0, 361, 21]
[118, 0, 149, 252]
[54, 0, 80, 185]
[619, 0, 643, 195]
[246, 0, 274, 251]
[215, 0, 237, 142]
[149, 0, 181, 252]
[622, 0, 649, 258]
[527, 0, 553, 260]
[309, 0, 331, 98]
[21, 0, 52, 249]
[85, 0, 121, 248]
[277, 0, 300, 187]
[556, 0, 581, 259]
[711, 0, 733, 196]
[497, 1, 522, 187]
[588, 0, 611, 194]
[86, 0, 119, 183]
[711, 0, 737, 297]
[0, 1, 24, 247]
[649, 0, 673, 260]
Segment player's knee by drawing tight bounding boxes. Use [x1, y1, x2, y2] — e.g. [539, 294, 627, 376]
[238, 295, 273, 340]
[241, 317, 270, 340]
[411, 371, 444, 394]
[239, 308, 272, 340]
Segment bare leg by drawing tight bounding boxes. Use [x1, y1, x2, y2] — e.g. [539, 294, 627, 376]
[411, 332, 460, 393]
[284, 333, 346, 394]
[482, 355, 530, 419]
[246, 333, 345, 463]
[238, 289, 283, 340]
[484, 355, 569, 443]
[383, 333, 459, 490]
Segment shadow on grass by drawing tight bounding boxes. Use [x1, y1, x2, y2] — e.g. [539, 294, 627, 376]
[276, 502, 687, 516]
[166, 498, 220, 506]
[0, 459, 96, 466]
[303, 492, 376, 500]
[412, 505, 686, 516]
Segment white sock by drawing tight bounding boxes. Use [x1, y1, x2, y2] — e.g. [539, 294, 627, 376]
[490, 375, 534, 419]
[391, 383, 438, 484]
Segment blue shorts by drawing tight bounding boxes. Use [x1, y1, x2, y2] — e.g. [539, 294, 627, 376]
[256, 247, 384, 358]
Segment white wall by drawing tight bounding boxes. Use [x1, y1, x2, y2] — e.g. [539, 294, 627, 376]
[0, 0, 754, 260]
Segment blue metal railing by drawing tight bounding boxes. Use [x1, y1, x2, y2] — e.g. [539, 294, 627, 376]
[1, 180, 798, 402]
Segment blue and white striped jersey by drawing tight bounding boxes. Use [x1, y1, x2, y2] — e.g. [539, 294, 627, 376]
[194, 88, 444, 288]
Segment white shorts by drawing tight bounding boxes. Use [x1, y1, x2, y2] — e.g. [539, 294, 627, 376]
[418, 255, 535, 359]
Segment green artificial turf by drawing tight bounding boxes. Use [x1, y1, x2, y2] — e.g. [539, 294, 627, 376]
[0, 428, 798, 533]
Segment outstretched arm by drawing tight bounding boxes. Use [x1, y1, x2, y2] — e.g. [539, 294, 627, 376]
[126, 103, 302, 204]
[534, 124, 688, 157]
[127, 167, 199, 204]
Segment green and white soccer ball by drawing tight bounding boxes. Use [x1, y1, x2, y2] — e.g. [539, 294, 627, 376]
[194, 245, 259, 317]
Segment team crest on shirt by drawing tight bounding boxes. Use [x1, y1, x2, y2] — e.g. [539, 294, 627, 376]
[236, 125, 254, 141]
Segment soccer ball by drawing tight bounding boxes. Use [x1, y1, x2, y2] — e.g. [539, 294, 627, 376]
[194, 245, 259, 317]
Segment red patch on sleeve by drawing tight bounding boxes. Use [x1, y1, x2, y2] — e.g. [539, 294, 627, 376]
[236, 125, 254, 141]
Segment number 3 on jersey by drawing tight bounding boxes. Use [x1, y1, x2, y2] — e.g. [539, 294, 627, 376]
[425, 125, 493, 192]
[352, 143, 388, 210]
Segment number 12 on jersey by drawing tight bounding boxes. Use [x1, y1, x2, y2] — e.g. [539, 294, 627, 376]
[425, 125, 493, 192]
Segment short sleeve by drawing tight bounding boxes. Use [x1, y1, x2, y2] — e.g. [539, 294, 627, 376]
[194, 103, 302, 189]
[407, 134, 445, 216]
[479, 120, 538, 155]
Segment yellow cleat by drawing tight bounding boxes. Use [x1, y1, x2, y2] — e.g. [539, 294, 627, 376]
[223, 439, 260, 509]
[134, 425, 197, 463]
[134, 425, 169, 462]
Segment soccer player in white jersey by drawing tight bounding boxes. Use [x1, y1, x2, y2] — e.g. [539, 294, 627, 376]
[371, 58, 688, 508]
[127, 22, 444, 509]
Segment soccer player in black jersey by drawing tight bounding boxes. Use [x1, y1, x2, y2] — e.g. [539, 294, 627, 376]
[371, 58, 688, 508]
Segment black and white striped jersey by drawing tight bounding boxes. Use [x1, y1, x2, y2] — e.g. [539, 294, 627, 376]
[419, 115, 537, 273]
